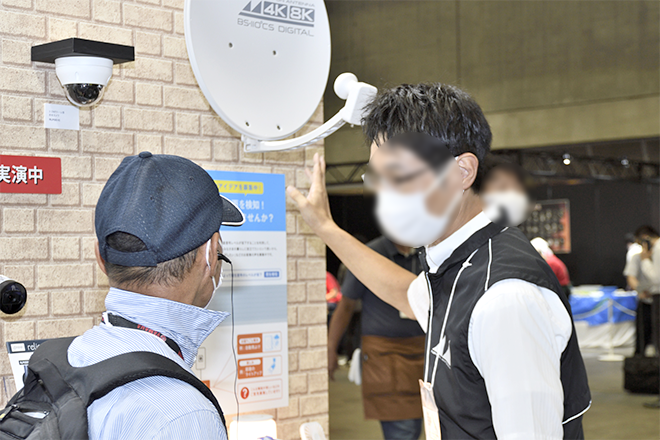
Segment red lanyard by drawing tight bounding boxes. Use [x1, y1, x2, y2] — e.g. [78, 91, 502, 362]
[102, 313, 184, 360]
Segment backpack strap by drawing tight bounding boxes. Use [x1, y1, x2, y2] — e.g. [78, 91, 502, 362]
[28, 337, 226, 428]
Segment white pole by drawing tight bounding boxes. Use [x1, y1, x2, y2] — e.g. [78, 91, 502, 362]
[599, 297, 625, 362]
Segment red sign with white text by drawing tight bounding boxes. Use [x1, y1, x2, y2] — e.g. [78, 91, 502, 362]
[0, 155, 61, 194]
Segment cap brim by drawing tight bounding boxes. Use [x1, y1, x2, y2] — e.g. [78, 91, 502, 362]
[220, 195, 246, 226]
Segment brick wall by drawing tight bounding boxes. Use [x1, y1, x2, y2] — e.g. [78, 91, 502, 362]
[0, 1, 328, 438]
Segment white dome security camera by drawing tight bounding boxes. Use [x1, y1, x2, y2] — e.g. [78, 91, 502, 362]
[55, 56, 113, 107]
[32, 38, 134, 108]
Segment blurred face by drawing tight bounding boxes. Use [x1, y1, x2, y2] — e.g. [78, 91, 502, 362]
[367, 140, 464, 217]
[637, 235, 658, 246]
[480, 168, 530, 226]
[481, 169, 525, 195]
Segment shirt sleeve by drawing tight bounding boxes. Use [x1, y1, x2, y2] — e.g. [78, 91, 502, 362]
[340, 269, 369, 300]
[623, 253, 640, 277]
[151, 410, 227, 440]
[468, 279, 572, 440]
[640, 246, 660, 286]
[407, 272, 430, 332]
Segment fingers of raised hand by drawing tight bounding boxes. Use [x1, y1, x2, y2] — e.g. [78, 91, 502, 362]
[286, 185, 307, 206]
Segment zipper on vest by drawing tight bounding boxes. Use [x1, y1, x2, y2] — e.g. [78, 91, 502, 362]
[424, 271, 434, 383]
[427, 248, 480, 387]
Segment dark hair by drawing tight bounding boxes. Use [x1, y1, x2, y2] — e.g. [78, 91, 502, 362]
[104, 232, 199, 288]
[362, 83, 492, 191]
[634, 225, 659, 239]
[624, 233, 636, 244]
[385, 132, 454, 169]
[482, 157, 529, 191]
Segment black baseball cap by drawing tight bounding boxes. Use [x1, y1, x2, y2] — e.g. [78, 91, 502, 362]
[95, 152, 244, 267]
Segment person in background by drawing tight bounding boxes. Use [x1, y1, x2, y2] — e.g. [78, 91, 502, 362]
[624, 229, 653, 355]
[480, 157, 531, 227]
[531, 237, 572, 299]
[628, 226, 660, 409]
[625, 233, 643, 269]
[328, 236, 425, 440]
[334, 262, 363, 359]
[326, 271, 343, 313]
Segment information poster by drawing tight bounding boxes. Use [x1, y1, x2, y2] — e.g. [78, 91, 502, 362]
[194, 171, 288, 414]
[519, 199, 571, 254]
[6, 339, 48, 390]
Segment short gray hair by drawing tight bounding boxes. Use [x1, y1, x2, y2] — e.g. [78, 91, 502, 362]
[104, 232, 200, 288]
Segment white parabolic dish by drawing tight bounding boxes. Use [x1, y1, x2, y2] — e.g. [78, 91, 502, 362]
[184, 0, 331, 141]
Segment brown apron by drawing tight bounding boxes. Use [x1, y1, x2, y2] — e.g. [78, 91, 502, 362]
[361, 335, 425, 421]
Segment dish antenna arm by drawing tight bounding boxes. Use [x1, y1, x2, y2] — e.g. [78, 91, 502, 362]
[243, 73, 377, 153]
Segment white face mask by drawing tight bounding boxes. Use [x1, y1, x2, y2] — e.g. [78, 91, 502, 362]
[482, 191, 530, 226]
[204, 238, 224, 308]
[375, 166, 463, 248]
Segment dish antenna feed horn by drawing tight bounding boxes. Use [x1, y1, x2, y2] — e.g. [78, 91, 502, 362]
[184, 0, 377, 153]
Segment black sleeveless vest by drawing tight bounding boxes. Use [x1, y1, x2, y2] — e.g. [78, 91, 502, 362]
[424, 223, 590, 439]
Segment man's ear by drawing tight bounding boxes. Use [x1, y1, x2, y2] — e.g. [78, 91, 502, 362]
[200, 232, 220, 276]
[456, 153, 479, 190]
[94, 240, 108, 276]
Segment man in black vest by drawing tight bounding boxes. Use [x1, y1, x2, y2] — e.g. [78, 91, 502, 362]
[289, 84, 590, 439]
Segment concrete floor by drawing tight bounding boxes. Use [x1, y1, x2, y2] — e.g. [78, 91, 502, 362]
[329, 347, 660, 440]
[580, 348, 659, 440]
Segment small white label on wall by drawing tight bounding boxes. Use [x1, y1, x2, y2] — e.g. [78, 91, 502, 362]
[44, 103, 79, 130]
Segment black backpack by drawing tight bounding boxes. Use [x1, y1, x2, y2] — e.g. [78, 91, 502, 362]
[624, 355, 660, 395]
[0, 337, 225, 439]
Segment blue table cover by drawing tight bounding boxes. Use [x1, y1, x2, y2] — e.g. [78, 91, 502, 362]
[569, 287, 637, 326]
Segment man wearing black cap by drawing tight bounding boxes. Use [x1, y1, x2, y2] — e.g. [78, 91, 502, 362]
[65, 152, 244, 439]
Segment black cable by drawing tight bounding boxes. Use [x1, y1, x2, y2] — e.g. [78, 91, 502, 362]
[229, 260, 239, 435]
[218, 253, 239, 434]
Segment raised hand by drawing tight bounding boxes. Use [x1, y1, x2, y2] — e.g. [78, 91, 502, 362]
[286, 153, 336, 235]
[287, 153, 418, 318]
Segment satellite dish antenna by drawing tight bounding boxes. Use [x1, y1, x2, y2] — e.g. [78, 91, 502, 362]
[184, 0, 376, 152]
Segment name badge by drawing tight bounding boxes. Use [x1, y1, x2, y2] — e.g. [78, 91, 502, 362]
[419, 379, 441, 440]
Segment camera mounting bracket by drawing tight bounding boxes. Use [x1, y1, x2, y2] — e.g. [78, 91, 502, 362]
[31, 38, 134, 64]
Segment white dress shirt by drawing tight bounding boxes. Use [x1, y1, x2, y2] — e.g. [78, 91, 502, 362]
[640, 241, 660, 293]
[626, 243, 642, 265]
[625, 253, 654, 304]
[407, 212, 573, 440]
